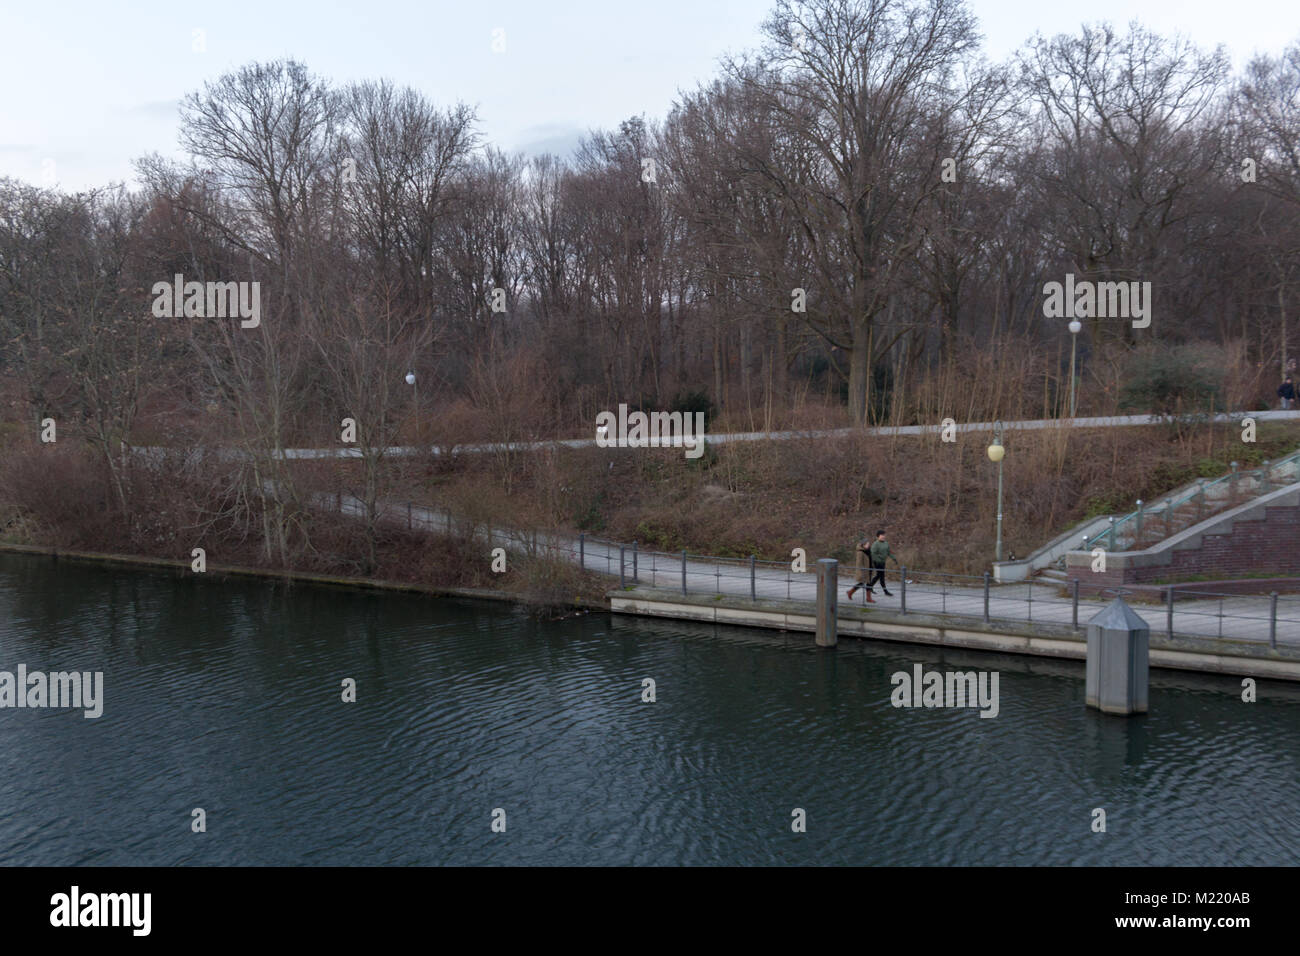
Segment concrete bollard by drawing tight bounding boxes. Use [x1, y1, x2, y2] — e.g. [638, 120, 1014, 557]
[815, 558, 838, 647]
[1085, 597, 1149, 715]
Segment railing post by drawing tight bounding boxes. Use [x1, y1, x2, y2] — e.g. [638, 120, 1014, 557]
[750, 555, 756, 602]
[1072, 578, 1080, 629]
[407, 501, 412, 529]
[1230, 462, 1239, 504]
[619, 546, 626, 588]
[900, 567, 907, 614]
[681, 551, 688, 595]
[983, 571, 990, 623]
[1262, 460, 1271, 494]
[1166, 584, 1175, 640]
[1270, 591, 1278, 649]
[1135, 499, 1144, 546]
[632, 540, 638, 583]
[1164, 499, 1172, 537]
[579, 532, 585, 570]
[1196, 480, 1206, 522]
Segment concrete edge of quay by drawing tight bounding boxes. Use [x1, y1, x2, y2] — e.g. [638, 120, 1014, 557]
[609, 586, 1300, 682]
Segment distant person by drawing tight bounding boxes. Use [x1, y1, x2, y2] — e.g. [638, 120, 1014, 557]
[847, 532, 876, 603]
[1279, 377, 1295, 410]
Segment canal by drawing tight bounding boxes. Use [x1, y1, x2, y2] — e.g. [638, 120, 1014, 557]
[0, 552, 1296, 865]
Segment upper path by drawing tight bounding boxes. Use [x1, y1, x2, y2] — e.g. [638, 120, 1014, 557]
[136, 409, 1300, 461]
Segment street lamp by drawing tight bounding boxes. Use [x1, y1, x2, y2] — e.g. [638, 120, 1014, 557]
[988, 421, 1006, 563]
[405, 371, 417, 448]
[1068, 320, 1082, 417]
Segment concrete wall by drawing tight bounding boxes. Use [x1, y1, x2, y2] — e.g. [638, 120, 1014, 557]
[608, 589, 1300, 681]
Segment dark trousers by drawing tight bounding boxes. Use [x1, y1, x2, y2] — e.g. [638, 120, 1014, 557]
[867, 562, 887, 591]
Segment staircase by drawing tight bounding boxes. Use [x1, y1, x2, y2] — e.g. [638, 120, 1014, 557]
[1037, 452, 1300, 582]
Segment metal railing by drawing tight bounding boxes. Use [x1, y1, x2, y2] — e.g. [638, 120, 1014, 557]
[324, 492, 1300, 651]
[1083, 451, 1300, 555]
[557, 532, 1298, 650]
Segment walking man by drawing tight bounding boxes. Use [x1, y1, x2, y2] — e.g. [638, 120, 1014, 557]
[1279, 377, 1295, 410]
[867, 530, 897, 597]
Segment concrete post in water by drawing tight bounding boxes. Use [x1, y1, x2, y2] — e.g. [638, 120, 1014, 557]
[1085, 597, 1149, 715]
[815, 558, 838, 647]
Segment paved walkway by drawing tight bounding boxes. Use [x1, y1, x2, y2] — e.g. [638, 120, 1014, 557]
[328, 492, 1300, 650]
[135, 409, 1300, 461]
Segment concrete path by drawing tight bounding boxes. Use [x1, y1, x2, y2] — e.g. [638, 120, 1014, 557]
[331, 491, 1300, 650]
[135, 409, 1300, 461]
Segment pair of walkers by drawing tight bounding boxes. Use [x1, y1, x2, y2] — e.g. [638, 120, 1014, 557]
[846, 530, 898, 604]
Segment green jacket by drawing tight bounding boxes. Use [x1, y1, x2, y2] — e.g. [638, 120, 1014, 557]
[869, 540, 892, 564]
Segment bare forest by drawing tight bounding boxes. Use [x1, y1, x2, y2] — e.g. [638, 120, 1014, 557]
[3, 0, 1300, 587]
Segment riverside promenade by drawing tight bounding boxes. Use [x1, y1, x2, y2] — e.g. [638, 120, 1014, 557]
[327, 492, 1300, 680]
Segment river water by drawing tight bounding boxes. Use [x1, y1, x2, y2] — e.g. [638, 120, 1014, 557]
[0, 553, 1295, 866]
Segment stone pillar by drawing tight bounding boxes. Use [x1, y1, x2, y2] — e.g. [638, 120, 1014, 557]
[815, 558, 838, 647]
[1085, 597, 1149, 715]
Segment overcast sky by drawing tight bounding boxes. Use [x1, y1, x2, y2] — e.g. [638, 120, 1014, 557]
[3, 0, 1298, 192]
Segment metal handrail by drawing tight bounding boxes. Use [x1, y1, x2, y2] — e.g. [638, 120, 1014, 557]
[1087, 450, 1300, 552]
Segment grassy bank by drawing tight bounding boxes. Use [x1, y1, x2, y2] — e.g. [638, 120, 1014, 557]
[3, 421, 1296, 583]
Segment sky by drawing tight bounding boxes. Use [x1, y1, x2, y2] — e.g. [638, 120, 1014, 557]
[2, 0, 1298, 192]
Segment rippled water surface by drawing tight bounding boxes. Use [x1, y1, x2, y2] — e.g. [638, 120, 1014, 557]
[0, 553, 1296, 865]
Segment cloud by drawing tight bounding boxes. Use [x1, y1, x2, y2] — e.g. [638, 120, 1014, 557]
[125, 100, 181, 119]
[512, 123, 586, 160]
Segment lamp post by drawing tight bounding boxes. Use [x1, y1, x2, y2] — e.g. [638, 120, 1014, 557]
[1068, 319, 1081, 417]
[988, 421, 1006, 563]
[405, 371, 417, 448]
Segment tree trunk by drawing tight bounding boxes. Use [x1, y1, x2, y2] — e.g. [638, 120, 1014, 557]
[848, 317, 871, 424]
